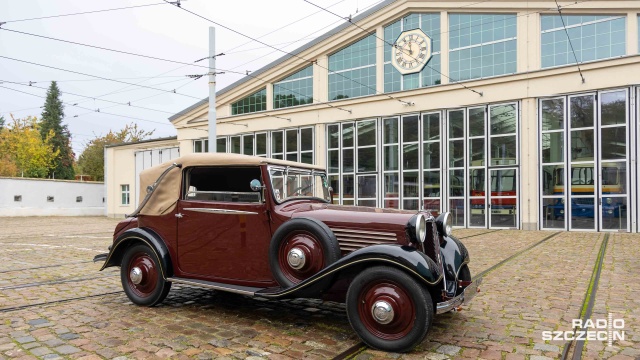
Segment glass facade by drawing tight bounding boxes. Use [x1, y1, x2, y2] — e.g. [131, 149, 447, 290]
[328, 35, 376, 100]
[449, 14, 517, 81]
[273, 66, 313, 109]
[195, 127, 313, 164]
[384, 13, 441, 92]
[231, 88, 267, 115]
[539, 89, 630, 231]
[541, 15, 626, 68]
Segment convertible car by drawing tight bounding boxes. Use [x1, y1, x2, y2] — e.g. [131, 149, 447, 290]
[94, 153, 481, 352]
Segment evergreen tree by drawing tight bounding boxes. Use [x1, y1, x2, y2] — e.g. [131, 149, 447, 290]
[40, 81, 75, 179]
[0, 115, 5, 130]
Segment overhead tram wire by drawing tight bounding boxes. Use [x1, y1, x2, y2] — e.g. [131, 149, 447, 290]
[0, 22, 352, 115]
[554, 0, 585, 83]
[0, 85, 174, 127]
[0, 80, 177, 115]
[0, 2, 167, 24]
[6, 75, 189, 84]
[220, 0, 349, 55]
[162, 0, 414, 106]
[0, 55, 201, 100]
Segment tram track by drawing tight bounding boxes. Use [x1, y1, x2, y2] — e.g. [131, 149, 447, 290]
[333, 231, 563, 359]
[0, 260, 95, 274]
[560, 233, 609, 360]
[0, 272, 118, 291]
[458, 229, 502, 239]
[0, 291, 122, 313]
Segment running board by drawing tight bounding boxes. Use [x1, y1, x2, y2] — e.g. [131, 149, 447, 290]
[166, 277, 268, 296]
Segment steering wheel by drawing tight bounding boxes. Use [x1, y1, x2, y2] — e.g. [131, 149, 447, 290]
[287, 183, 314, 197]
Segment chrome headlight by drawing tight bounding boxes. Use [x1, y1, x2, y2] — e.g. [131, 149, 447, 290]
[436, 212, 452, 237]
[407, 213, 427, 244]
[606, 197, 613, 205]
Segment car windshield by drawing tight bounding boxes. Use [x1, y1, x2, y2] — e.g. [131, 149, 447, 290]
[269, 166, 331, 203]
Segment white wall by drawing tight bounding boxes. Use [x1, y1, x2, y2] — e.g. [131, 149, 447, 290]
[0, 178, 104, 216]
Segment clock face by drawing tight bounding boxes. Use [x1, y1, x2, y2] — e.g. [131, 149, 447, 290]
[392, 29, 432, 75]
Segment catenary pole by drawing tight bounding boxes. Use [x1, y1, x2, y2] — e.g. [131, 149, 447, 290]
[208, 26, 216, 153]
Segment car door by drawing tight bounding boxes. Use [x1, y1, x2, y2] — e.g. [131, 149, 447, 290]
[176, 166, 274, 284]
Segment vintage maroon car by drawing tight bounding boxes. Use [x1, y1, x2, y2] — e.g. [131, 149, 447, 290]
[95, 153, 481, 352]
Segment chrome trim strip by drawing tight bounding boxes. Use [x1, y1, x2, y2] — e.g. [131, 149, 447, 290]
[436, 277, 482, 314]
[167, 277, 256, 296]
[329, 228, 396, 237]
[259, 257, 443, 298]
[183, 208, 258, 215]
[336, 235, 396, 244]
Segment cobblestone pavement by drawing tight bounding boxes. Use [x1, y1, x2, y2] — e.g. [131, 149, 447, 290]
[0, 217, 637, 359]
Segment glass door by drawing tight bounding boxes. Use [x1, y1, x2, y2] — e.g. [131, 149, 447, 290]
[597, 89, 629, 231]
[489, 168, 518, 228]
[568, 94, 597, 230]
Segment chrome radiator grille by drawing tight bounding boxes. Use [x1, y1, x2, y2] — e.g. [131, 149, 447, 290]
[330, 227, 398, 252]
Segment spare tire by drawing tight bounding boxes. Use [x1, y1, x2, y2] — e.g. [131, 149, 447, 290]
[269, 218, 341, 288]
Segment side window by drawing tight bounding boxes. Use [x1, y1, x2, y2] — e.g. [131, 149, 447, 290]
[184, 167, 262, 203]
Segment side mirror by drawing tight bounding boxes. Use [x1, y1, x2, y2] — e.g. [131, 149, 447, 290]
[250, 179, 264, 192]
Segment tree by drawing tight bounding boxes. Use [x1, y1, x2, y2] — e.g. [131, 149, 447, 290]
[0, 115, 5, 130]
[40, 81, 75, 179]
[0, 116, 59, 177]
[77, 123, 154, 181]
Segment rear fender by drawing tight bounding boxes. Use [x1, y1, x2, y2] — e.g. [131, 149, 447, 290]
[99, 228, 173, 280]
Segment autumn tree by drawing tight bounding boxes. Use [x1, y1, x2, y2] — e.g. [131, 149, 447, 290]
[40, 81, 75, 179]
[77, 123, 154, 181]
[0, 116, 58, 177]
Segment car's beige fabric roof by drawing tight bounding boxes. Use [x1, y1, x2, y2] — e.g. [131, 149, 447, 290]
[137, 153, 324, 216]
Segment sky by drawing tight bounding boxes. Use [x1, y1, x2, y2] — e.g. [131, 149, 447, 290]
[0, 0, 382, 156]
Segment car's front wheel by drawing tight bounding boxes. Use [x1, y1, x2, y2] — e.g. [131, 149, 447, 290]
[346, 266, 433, 353]
[121, 243, 171, 306]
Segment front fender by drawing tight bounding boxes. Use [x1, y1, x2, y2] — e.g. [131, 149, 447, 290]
[98, 228, 173, 280]
[257, 244, 443, 299]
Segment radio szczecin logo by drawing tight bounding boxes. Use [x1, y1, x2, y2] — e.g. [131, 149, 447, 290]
[542, 313, 625, 346]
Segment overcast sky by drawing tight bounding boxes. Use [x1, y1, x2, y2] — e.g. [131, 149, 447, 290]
[0, 0, 381, 156]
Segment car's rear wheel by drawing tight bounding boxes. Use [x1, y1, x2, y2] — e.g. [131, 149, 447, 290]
[269, 218, 340, 287]
[121, 243, 171, 306]
[346, 266, 433, 353]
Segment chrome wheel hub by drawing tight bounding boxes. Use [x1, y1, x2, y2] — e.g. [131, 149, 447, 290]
[130, 267, 143, 285]
[287, 248, 306, 270]
[372, 300, 394, 324]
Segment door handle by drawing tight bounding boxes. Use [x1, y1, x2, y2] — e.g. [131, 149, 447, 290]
[175, 213, 184, 218]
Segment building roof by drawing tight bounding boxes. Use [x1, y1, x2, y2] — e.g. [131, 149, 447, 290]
[105, 136, 178, 149]
[168, 0, 397, 122]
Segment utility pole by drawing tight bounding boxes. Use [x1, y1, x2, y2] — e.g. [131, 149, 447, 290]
[208, 26, 216, 153]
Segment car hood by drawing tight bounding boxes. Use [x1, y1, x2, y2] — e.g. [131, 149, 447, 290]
[287, 203, 419, 250]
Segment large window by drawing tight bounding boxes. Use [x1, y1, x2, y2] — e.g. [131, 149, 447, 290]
[541, 15, 626, 68]
[274, 66, 313, 109]
[328, 35, 376, 100]
[231, 88, 267, 115]
[193, 138, 227, 153]
[449, 14, 517, 81]
[327, 119, 378, 206]
[384, 13, 441, 92]
[207, 128, 314, 164]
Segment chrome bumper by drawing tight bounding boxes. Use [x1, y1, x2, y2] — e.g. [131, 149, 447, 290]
[435, 277, 482, 314]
